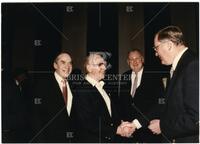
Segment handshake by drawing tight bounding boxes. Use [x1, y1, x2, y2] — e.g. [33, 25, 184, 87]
[116, 121, 136, 137]
[116, 119, 161, 137]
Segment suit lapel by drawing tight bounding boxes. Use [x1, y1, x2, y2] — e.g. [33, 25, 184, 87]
[92, 82, 112, 118]
[68, 80, 75, 96]
[52, 75, 65, 102]
[51, 75, 69, 117]
[136, 69, 145, 90]
[132, 69, 145, 99]
[166, 50, 192, 99]
[125, 70, 132, 94]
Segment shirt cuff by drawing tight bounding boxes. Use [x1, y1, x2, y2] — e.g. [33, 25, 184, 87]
[132, 119, 142, 129]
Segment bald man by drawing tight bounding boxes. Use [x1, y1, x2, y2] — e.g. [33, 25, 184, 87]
[119, 49, 164, 142]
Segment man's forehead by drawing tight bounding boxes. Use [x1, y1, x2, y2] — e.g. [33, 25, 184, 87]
[57, 53, 71, 61]
[89, 54, 104, 62]
[129, 51, 141, 58]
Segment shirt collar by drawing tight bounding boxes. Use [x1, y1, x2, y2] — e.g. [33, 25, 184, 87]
[54, 72, 66, 84]
[132, 67, 144, 76]
[85, 75, 105, 88]
[172, 47, 188, 70]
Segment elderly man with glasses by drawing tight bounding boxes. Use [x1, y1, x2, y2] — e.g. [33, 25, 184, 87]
[71, 52, 135, 143]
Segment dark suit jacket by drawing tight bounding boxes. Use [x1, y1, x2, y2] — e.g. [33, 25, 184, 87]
[120, 67, 164, 125]
[160, 50, 199, 143]
[33, 73, 75, 143]
[2, 71, 33, 142]
[119, 67, 165, 142]
[71, 79, 121, 143]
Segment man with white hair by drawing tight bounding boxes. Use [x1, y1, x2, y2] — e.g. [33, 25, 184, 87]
[71, 52, 135, 142]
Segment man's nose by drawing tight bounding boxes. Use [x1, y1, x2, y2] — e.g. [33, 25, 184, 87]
[65, 63, 71, 67]
[133, 60, 138, 65]
[101, 64, 106, 70]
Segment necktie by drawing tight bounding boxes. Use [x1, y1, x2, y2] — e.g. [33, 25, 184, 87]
[162, 77, 168, 90]
[62, 79, 68, 105]
[170, 67, 174, 78]
[131, 72, 138, 97]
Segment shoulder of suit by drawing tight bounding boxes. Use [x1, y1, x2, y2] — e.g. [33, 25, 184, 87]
[185, 58, 199, 69]
[178, 50, 197, 67]
[122, 70, 132, 75]
[182, 49, 197, 60]
[72, 78, 91, 89]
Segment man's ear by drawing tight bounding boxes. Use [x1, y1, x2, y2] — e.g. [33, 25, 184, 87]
[86, 65, 92, 73]
[53, 62, 57, 70]
[127, 59, 130, 66]
[141, 57, 145, 64]
[168, 41, 173, 51]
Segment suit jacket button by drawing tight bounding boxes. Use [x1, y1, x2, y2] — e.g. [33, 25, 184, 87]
[110, 123, 113, 126]
[108, 137, 111, 140]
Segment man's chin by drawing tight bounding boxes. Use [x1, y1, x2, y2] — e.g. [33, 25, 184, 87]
[65, 74, 70, 78]
[100, 75, 105, 80]
[161, 61, 168, 65]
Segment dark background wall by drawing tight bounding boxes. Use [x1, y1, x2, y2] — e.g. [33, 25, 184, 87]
[2, 2, 199, 76]
[118, 3, 145, 74]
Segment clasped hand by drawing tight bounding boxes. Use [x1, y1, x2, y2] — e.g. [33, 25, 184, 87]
[117, 121, 136, 137]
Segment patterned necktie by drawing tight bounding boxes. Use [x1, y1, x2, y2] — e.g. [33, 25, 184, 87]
[62, 79, 68, 105]
[131, 72, 138, 97]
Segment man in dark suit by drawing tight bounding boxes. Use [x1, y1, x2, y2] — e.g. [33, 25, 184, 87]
[71, 53, 135, 143]
[2, 68, 34, 142]
[32, 52, 75, 142]
[2, 69, 31, 142]
[148, 26, 199, 143]
[119, 49, 165, 142]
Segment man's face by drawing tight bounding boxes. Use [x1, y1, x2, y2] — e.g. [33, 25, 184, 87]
[127, 51, 144, 73]
[153, 35, 173, 65]
[87, 54, 107, 81]
[53, 53, 72, 79]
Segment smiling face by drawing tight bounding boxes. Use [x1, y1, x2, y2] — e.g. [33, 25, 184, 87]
[86, 54, 107, 82]
[127, 51, 144, 73]
[53, 53, 72, 79]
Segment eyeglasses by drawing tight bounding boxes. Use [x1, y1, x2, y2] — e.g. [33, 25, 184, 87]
[153, 44, 161, 51]
[153, 40, 169, 51]
[91, 62, 107, 67]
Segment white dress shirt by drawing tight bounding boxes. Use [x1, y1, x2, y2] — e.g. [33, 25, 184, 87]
[54, 72, 73, 115]
[85, 75, 112, 116]
[171, 47, 188, 72]
[130, 67, 143, 95]
[130, 68, 143, 129]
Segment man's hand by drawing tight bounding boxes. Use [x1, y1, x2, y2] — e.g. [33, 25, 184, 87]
[148, 119, 161, 135]
[116, 121, 136, 137]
